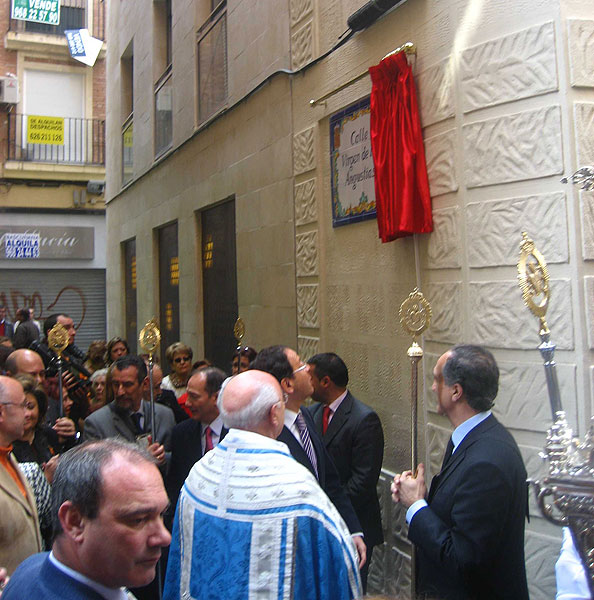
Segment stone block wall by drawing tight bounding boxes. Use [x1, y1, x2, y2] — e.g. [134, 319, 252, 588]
[291, 0, 594, 597]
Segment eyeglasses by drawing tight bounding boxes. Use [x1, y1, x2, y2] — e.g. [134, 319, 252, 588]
[292, 363, 308, 375]
[174, 356, 191, 364]
[0, 401, 27, 409]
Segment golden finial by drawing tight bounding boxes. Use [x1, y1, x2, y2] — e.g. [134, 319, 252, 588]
[139, 318, 161, 357]
[47, 323, 69, 356]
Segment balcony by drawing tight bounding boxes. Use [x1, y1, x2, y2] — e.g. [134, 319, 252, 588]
[5, 113, 105, 181]
[8, 0, 105, 41]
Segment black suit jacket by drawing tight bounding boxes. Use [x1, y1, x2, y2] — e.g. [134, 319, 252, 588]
[278, 408, 361, 535]
[307, 392, 384, 547]
[409, 415, 529, 600]
[166, 418, 228, 508]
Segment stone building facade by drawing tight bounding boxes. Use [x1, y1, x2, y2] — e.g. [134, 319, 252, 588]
[105, 0, 593, 596]
[0, 0, 107, 350]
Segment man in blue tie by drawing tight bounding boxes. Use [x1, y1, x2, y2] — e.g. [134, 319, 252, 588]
[392, 345, 529, 600]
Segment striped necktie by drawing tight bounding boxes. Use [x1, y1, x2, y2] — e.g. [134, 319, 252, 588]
[295, 411, 318, 479]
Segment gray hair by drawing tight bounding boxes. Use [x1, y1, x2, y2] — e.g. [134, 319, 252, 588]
[90, 368, 108, 382]
[51, 439, 154, 538]
[217, 378, 281, 431]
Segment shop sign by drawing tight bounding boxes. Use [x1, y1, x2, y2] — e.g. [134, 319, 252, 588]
[0, 226, 94, 260]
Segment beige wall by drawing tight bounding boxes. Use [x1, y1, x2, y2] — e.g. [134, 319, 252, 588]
[290, 0, 593, 596]
[106, 0, 593, 597]
[105, 0, 295, 354]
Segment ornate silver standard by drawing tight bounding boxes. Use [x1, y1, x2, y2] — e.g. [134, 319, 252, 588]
[139, 318, 161, 442]
[399, 287, 431, 599]
[47, 323, 69, 418]
[517, 232, 594, 595]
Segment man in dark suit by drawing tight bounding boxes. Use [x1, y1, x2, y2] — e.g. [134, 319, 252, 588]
[306, 352, 384, 591]
[392, 345, 529, 600]
[250, 345, 367, 568]
[2, 439, 171, 599]
[166, 366, 228, 510]
[83, 355, 175, 469]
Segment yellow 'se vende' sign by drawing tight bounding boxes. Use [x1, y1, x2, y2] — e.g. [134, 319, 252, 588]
[27, 115, 64, 145]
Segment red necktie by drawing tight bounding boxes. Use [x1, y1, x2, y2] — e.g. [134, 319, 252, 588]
[204, 426, 214, 452]
[322, 406, 331, 434]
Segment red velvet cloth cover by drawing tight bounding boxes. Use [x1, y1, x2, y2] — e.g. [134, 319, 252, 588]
[369, 51, 433, 242]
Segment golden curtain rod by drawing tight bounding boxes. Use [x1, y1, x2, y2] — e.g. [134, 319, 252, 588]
[309, 41, 416, 107]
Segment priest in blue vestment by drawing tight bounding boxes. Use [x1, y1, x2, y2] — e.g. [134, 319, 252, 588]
[163, 369, 362, 600]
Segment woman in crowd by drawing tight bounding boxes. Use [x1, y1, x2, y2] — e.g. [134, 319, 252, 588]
[106, 336, 130, 365]
[231, 346, 257, 375]
[89, 367, 108, 414]
[12, 375, 77, 466]
[161, 342, 193, 399]
[84, 339, 107, 373]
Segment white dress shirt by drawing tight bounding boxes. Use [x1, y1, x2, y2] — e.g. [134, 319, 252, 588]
[49, 551, 129, 600]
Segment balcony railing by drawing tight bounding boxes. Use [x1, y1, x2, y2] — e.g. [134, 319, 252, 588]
[7, 113, 105, 166]
[8, 0, 105, 41]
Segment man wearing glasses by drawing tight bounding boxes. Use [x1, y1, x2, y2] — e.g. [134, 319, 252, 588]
[0, 375, 42, 575]
[250, 346, 367, 569]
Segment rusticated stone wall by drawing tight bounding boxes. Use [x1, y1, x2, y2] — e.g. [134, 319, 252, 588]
[291, 1, 594, 598]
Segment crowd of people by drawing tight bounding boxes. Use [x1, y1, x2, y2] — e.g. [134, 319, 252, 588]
[0, 304, 588, 599]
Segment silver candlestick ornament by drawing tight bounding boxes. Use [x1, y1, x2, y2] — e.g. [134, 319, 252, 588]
[517, 232, 594, 596]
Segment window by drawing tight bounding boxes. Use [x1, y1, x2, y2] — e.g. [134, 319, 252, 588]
[154, 0, 172, 157]
[20, 0, 86, 35]
[20, 69, 89, 164]
[197, 1, 227, 124]
[121, 41, 134, 186]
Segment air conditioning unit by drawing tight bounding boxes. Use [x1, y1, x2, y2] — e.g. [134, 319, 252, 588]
[0, 77, 18, 104]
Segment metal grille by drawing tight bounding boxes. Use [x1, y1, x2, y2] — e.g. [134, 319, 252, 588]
[124, 238, 137, 354]
[8, 114, 105, 165]
[0, 269, 106, 354]
[197, 6, 227, 123]
[158, 222, 180, 366]
[201, 198, 237, 372]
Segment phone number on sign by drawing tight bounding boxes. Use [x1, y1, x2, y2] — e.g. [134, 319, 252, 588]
[29, 132, 63, 143]
[12, 6, 59, 24]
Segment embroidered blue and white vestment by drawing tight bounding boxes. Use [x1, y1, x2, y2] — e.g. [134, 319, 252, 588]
[163, 429, 361, 600]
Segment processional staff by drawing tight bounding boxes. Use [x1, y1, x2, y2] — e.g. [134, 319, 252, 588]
[47, 323, 70, 418]
[399, 288, 432, 470]
[139, 318, 161, 443]
[517, 232, 594, 596]
[234, 316, 246, 369]
[398, 287, 432, 600]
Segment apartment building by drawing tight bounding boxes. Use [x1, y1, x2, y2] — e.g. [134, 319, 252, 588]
[105, 0, 593, 595]
[0, 0, 107, 350]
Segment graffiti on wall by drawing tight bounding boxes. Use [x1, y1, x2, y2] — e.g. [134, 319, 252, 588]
[0, 285, 87, 331]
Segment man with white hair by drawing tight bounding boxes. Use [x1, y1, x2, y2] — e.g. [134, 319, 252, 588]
[163, 370, 362, 600]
